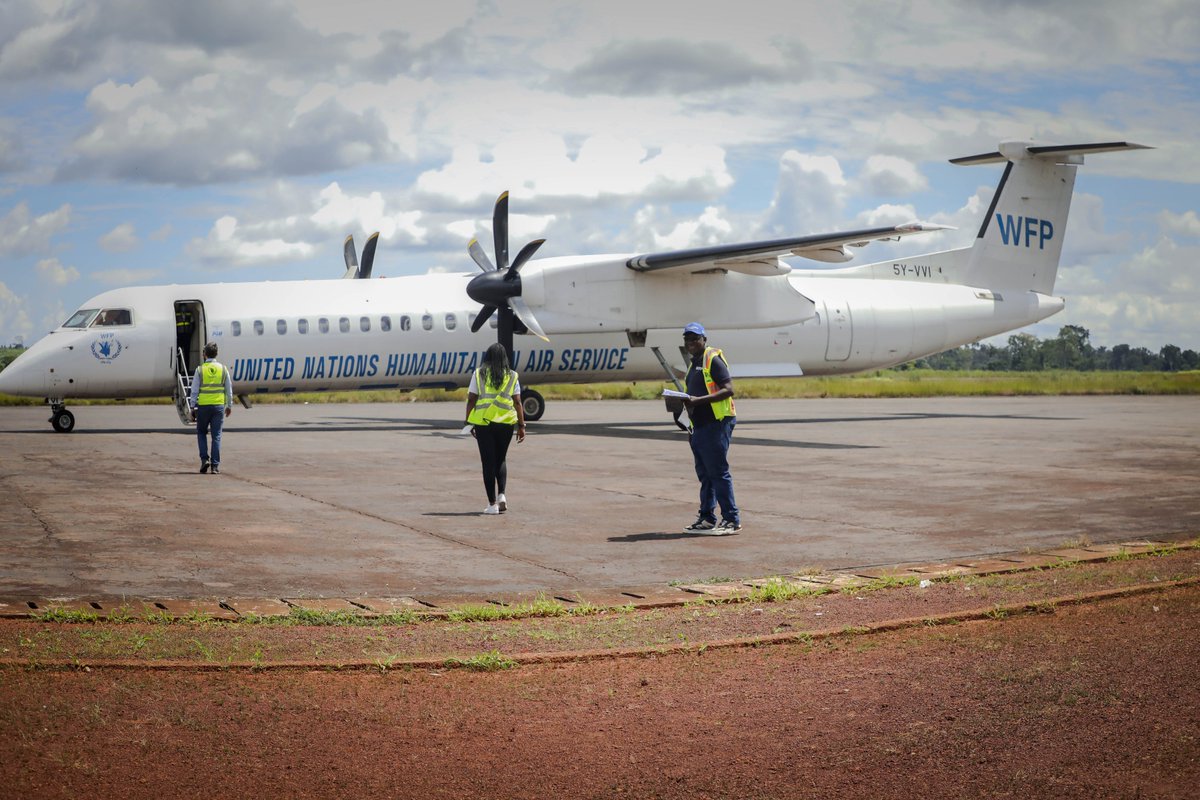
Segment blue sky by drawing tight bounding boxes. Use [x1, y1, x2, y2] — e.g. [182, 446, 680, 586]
[2, 0, 1198, 350]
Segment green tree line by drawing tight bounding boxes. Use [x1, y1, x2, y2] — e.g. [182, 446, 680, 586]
[907, 326, 1198, 372]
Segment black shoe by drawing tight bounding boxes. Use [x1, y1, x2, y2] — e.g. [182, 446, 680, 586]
[211, 465, 220, 474]
[683, 517, 717, 533]
[715, 520, 743, 535]
[200, 459, 210, 474]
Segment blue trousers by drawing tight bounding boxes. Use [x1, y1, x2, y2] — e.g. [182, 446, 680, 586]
[689, 417, 738, 524]
[196, 406, 225, 466]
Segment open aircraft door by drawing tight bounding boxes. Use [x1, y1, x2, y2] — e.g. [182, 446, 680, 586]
[172, 300, 206, 425]
[823, 298, 852, 362]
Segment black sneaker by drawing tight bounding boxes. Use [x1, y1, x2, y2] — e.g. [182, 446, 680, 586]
[715, 520, 743, 535]
[211, 465, 220, 474]
[200, 459, 210, 474]
[683, 517, 717, 533]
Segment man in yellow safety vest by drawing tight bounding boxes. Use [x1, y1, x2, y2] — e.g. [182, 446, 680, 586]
[188, 341, 233, 474]
[680, 322, 741, 534]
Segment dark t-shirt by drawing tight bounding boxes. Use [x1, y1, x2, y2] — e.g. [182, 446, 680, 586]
[686, 349, 733, 427]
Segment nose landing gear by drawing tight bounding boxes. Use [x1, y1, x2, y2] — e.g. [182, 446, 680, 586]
[48, 400, 75, 433]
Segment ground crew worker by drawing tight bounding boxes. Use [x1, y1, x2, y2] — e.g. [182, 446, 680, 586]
[188, 341, 232, 474]
[464, 343, 526, 514]
[680, 322, 741, 534]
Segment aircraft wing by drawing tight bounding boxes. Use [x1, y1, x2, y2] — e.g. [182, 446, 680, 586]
[625, 222, 951, 275]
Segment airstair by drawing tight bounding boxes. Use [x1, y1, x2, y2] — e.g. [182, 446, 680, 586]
[173, 347, 195, 426]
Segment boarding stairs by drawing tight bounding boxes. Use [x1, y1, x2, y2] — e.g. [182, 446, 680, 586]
[174, 347, 195, 426]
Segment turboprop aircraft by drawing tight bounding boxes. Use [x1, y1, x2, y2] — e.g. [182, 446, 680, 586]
[0, 139, 1148, 432]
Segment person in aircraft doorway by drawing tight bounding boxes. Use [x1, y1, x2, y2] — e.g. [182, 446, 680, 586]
[464, 343, 526, 514]
[680, 322, 742, 535]
[188, 341, 233, 474]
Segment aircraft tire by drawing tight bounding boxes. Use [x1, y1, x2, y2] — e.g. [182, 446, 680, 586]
[51, 409, 75, 433]
[521, 388, 545, 422]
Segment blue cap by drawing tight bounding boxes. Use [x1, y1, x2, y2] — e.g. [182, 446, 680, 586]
[683, 322, 706, 337]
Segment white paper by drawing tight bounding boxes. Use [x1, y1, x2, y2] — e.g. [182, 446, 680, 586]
[661, 389, 690, 399]
[460, 424, 474, 435]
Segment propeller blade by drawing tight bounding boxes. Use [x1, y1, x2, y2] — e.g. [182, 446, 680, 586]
[493, 191, 509, 271]
[468, 238, 495, 273]
[470, 305, 497, 333]
[358, 232, 379, 279]
[507, 238, 545, 278]
[496, 305, 515, 365]
[342, 234, 358, 279]
[509, 296, 549, 342]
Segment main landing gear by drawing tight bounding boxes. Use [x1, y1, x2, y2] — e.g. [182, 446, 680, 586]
[521, 388, 545, 422]
[48, 400, 75, 433]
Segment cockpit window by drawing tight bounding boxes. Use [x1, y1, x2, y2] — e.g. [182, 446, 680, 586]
[92, 309, 132, 326]
[63, 309, 100, 328]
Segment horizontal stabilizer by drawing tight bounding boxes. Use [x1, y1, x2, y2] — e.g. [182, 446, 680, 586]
[951, 141, 1151, 166]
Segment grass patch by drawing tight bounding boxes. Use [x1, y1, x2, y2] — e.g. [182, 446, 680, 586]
[443, 650, 518, 671]
[747, 578, 825, 603]
[842, 575, 921, 594]
[446, 595, 569, 622]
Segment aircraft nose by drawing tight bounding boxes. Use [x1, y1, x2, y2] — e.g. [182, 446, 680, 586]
[0, 348, 46, 397]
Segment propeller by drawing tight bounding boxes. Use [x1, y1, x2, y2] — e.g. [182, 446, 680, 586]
[466, 191, 549, 363]
[342, 232, 380, 279]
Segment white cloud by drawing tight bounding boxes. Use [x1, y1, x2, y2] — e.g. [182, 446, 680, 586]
[0, 201, 71, 256]
[310, 182, 426, 243]
[857, 155, 928, 196]
[644, 205, 733, 250]
[1159, 209, 1200, 238]
[35, 257, 80, 286]
[0, 280, 33, 345]
[87, 77, 161, 112]
[416, 133, 734, 205]
[188, 215, 316, 268]
[99, 222, 138, 253]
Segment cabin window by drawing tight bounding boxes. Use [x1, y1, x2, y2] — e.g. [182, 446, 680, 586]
[92, 309, 132, 326]
[445, 313, 457, 331]
[400, 315, 411, 332]
[298, 318, 308, 334]
[489, 315, 498, 329]
[319, 317, 329, 334]
[231, 321, 242, 337]
[380, 316, 391, 332]
[339, 317, 350, 333]
[253, 320, 264, 336]
[64, 309, 99, 328]
[276, 319, 287, 335]
[360, 316, 370, 332]
[421, 314, 433, 331]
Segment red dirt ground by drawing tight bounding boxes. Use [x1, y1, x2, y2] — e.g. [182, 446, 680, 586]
[2, 560, 1198, 799]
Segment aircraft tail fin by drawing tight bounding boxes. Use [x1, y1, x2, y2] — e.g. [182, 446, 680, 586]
[954, 141, 1150, 295]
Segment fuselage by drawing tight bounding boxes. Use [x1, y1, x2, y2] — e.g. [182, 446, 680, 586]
[0, 255, 1063, 401]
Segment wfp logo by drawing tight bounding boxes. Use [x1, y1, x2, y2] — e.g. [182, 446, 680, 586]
[995, 214, 1054, 249]
[91, 334, 124, 363]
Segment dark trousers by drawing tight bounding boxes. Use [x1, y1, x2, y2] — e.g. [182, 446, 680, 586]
[689, 417, 738, 524]
[475, 422, 515, 504]
[196, 405, 225, 466]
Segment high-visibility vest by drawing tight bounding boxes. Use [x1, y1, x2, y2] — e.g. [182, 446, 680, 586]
[197, 361, 227, 406]
[468, 368, 518, 425]
[702, 347, 735, 420]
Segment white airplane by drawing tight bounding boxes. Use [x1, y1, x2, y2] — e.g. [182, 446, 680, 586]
[0, 139, 1148, 433]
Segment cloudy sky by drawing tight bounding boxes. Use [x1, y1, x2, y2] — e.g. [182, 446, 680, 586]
[1, 0, 1198, 350]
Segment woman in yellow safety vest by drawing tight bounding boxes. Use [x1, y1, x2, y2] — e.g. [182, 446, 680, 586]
[464, 343, 526, 514]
